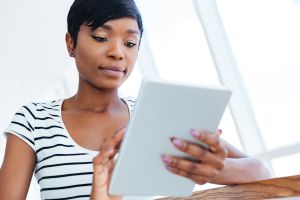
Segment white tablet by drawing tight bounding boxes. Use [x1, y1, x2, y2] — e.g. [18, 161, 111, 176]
[109, 78, 231, 197]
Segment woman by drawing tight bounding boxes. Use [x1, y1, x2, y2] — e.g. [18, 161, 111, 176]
[0, 0, 270, 199]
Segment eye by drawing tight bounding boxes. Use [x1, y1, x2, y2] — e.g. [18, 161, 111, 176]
[124, 42, 137, 48]
[92, 35, 107, 42]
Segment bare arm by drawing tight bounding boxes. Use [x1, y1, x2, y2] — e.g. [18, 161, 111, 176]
[0, 134, 36, 200]
[221, 138, 247, 158]
[163, 130, 271, 186]
[211, 138, 271, 185]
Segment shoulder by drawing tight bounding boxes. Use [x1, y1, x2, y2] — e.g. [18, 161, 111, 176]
[32, 99, 62, 113]
[18, 99, 62, 118]
[121, 96, 136, 114]
[4, 99, 63, 151]
[122, 96, 136, 104]
[11, 99, 62, 128]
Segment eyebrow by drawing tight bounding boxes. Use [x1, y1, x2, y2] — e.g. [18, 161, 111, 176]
[99, 24, 140, 35]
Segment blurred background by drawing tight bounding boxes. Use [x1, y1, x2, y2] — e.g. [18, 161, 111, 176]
[1, 0, 300, 199]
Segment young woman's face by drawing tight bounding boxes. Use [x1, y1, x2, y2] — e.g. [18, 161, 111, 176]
[73, 17, 140, 90]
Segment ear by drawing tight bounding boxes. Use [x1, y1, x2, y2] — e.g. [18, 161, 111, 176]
[66, 32, 75, 57]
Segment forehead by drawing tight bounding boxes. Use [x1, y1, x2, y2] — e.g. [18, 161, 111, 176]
[81, 17, 140, 35]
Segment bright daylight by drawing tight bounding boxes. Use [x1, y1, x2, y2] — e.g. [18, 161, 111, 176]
[0, 0, 299, 199]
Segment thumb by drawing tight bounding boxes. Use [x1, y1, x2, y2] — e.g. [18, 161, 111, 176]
[92, 147, 114, 188]
[93, 160, 110, 188]
[91, 163, 110, 200]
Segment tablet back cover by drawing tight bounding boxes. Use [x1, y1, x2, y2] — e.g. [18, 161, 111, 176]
[109, 79, 231, 197]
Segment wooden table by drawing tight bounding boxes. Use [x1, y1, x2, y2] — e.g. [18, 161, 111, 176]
[158, 175, 300, 200]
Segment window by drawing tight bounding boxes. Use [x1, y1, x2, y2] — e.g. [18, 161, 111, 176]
[137, 0, 242, 149]
[217, 0, 300, 176]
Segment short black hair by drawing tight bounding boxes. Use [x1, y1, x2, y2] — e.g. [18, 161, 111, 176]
[67, 0, 143, 47]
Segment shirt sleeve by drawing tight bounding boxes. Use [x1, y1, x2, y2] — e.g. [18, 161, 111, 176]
[3, 105, 36, 150]
[122, 96, 136, 116]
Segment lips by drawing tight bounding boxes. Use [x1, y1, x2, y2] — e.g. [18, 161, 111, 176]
[98, 66, 126, 78]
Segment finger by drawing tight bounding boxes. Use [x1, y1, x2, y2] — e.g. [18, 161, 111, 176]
[101, 127, 126, 152]
[99, 127, 126, 162]
[191, 129, 220, 147]
[107, 159, 116, 174]
[92, 151, 113, 190]
[91, 164, 111, 200]
[112, 127, 126, 151]
[111, 127, 126, 146]
[107, 160, 122, 200]
[111, 196, 123, 200]
[191, 129, 226, 155]
[165, 166, 209, 185]
[108, 128, 126, 158]
[93, 147, 115, 166]
[162, 155, 223, 178]
[170, 137, 224, 165]
[92, 148, 116, 200]
[107, 160, 116, 188]
[93, 163, 109, 187]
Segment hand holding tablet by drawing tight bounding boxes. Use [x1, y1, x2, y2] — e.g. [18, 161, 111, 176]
[109, 78, 232, 197]
[162, 128, 227, 186]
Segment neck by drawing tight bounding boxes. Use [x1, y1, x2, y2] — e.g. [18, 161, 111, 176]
[65, 78, 122, 113]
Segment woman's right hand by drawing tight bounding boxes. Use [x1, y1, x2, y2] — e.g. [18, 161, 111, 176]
[90, 127, 126, 200]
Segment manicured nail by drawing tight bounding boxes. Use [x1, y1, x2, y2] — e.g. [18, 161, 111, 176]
[162, 155, 173, 165]
[191, 130, 201, 138]
[166, 166, 174, 172]
[115, 127, 126, 134]
[210, 146, 217, 152]
[217, 129, 222, 135]
[106, 146, 114, 153]
[171, 138, 183, 148]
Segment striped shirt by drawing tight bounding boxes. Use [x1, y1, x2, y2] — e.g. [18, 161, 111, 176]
[3, 97, 150, 200]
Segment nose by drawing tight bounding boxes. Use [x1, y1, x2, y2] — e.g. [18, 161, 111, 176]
[107, 40, 124, 60]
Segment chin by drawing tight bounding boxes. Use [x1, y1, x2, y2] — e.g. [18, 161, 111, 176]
[94, 79, 124, 91]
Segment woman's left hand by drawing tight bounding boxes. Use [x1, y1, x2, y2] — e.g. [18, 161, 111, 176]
[91, 128, 126, 200]
[162, 129, 227, 185]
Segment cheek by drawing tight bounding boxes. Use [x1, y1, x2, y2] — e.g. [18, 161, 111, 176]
[75, 33, 103, 66]
[75, 45, 103, 71]
[127, 50, 139, 66]
[125, 51, 138, 74]
[77, 44, 98, 62]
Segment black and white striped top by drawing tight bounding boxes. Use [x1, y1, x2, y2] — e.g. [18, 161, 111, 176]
[3, 97, 137, 200]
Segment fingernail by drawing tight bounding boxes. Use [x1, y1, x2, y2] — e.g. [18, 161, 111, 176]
[115, 127, 126, 134]
[106, 146, 114, 153]
[162, 155, 173, 165]
[217, 129, 222, 135]
[171, 138, 183, 148]
[166, 166, 174, 172]
[210, 146, 217, 152]
[191, 130, 201, 138]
